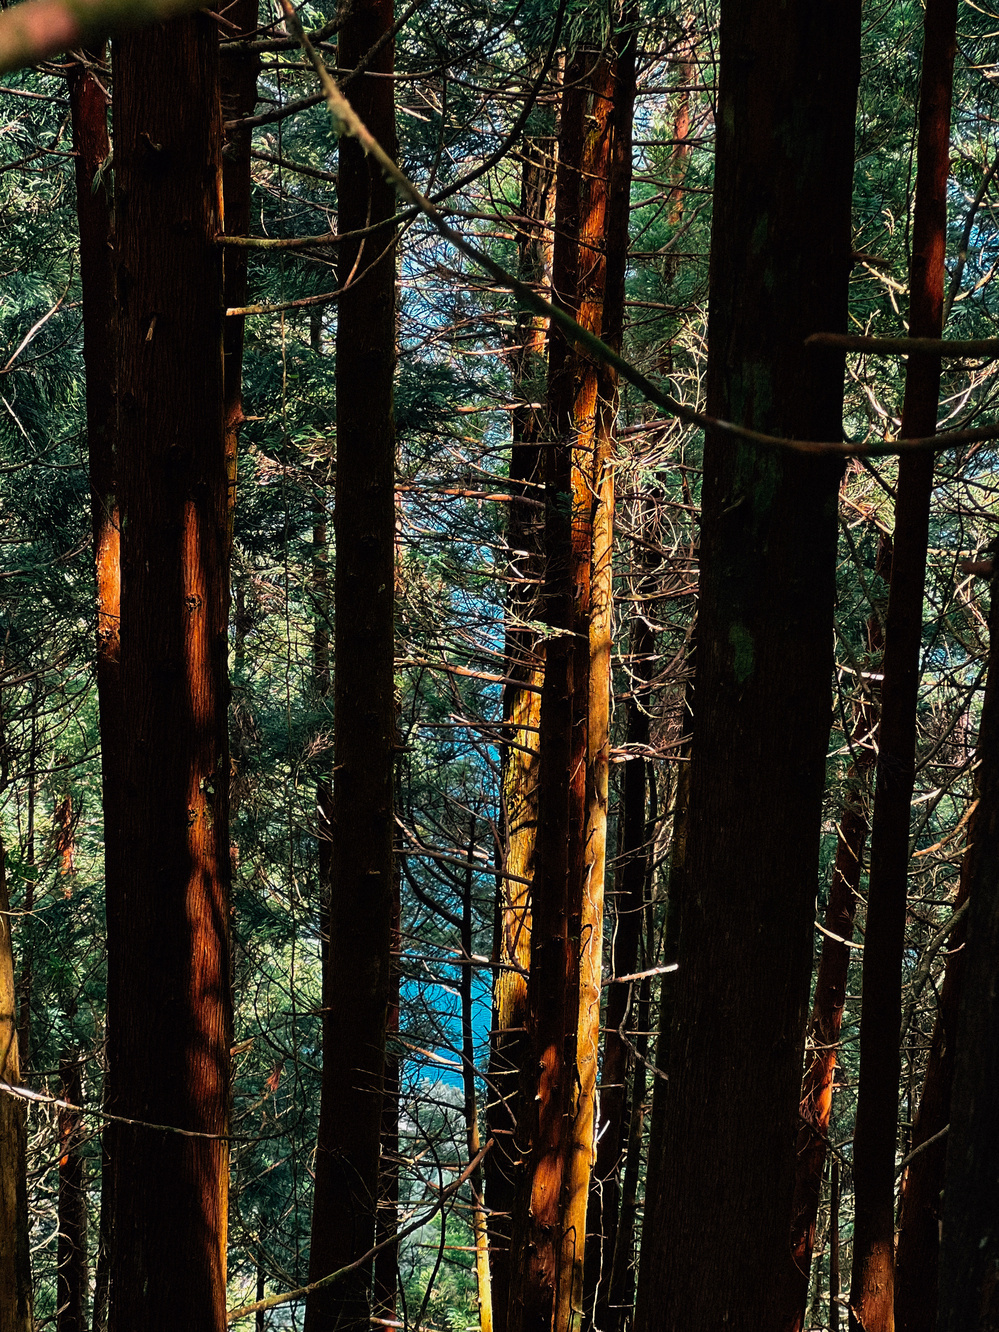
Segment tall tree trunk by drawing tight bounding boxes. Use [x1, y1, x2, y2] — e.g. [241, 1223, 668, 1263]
[67, 54, 117, 1332]
[0, 839, 31, 1332]
[579, 24, 637, 1324]
[57, 1054, 88, 1332]
[634, 3, 861, 1328]
[488, 130, 554, 1332]
[783, 529, 891, 1332]
[936, 573, 999, 1332]
[506, 43, 613, 1332]
[568, 23, 637, 1330]
[848, 5, 956, 1328]
[107, 18, 230, 1332]
[305, 0, 398, 1324]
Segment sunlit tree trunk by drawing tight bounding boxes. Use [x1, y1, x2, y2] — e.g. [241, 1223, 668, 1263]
[579, 21, 636, 1328]
[507, 42, 614, 1332]
[107, 17, 230, 1332]
[0, 840, 31, 1332]
[305, 0, 398, 1325]
[849, 5, 956, 1328]
[634, 2, 861, 1327]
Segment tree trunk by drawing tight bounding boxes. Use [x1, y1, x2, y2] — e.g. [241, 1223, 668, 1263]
[783, 530, 891, 1332]
[305, 0, 398, 1325]
[506, 43, 613, 1332]
[67, 55, 117, 1332]
[849, 5, 956, 1328]
[57, 1054, 88, 1332]
[634, 3, 861, 1328]
[107, 18, 230, 1332]
[0, 839, 31, 1332]
[488, 128, 554, 1332]
[936, 574, 999, 1332]
[580, 24, 637, 1321]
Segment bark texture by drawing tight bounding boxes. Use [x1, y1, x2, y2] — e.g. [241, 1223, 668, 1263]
[305, 0, 398, 1325]
[107, 19, 230, 1332]
[506, 45, 612, 1332]
[849, 6, 956, 1327]
[634, 4, 861, 1329]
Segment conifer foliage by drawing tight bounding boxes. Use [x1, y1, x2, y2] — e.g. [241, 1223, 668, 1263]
[0, 2, 998, 1331]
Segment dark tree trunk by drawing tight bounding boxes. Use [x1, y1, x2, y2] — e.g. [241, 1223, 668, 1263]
[849, 5, 956, 1328]
[936, 575, 999, 1332]
[783, 530, 891, 1332]
[57, 1055, 88, 1332]
[634, 3, 861, 1329]
[0, 839, 31, 1332]
[305, 0, 398, 1325]
[107, 18, 230, 1332]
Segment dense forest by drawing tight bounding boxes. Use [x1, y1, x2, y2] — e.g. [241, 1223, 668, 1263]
[0, 0, 998, 1329]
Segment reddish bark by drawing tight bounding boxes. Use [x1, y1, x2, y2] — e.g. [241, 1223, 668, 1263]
[582, 34, 639, 1319]
[304, 0, 398, 1325]
[505, 43, 616, 1332]
[107, 17, 230, 1332]
[848, 5, 957, 1328]
[634, 2, 861, 1327]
